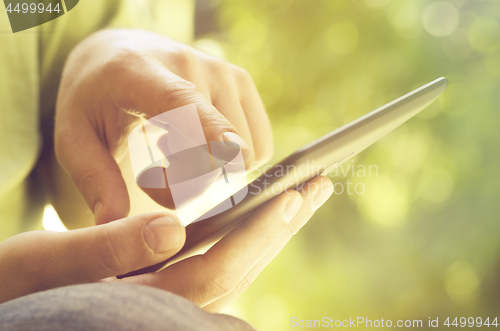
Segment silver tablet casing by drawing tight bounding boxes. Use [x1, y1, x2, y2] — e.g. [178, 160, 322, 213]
[121, 77, 448, 277]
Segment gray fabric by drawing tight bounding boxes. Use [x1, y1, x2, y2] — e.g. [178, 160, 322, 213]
[0, 283, 257, 331]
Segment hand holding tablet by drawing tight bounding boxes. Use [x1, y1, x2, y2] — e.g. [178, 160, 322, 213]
[122, 77, 449, 277]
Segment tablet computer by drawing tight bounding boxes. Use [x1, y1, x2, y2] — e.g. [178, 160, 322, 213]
[122, 77, 448, 277]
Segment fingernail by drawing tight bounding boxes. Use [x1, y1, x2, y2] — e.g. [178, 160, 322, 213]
[223, 132, 251, 160]
[94, 201, 103, 224]
[143, 216, 183, 253]
[312, 184, 334, 211]
[284, 193, 303, 224]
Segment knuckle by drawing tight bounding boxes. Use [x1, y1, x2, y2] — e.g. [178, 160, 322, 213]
[160, 80, 199, 107]
[169, 46, 197, 69]
[230, 65, 253, 85]
[73, 168, 102, 198]
[104, 48, 148, 77]
[236, 280, 251, 296]
[97, 226, 130, 274]
[235, 272, 255, 295]
[203, 268, 239, 299]
[211, 59, 232, 79]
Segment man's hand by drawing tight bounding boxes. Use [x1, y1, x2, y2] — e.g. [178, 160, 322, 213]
[55, 29, 273, 225]
[0, 176, 333, 311]
[46, 29, 336, 313]
[0, 213, 186, 304]
[125, 176, 334, 312]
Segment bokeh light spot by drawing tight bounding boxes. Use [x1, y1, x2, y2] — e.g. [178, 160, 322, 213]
[468, 17, 500, 53]
[422, 1, 459, 37]
[325, 20, 360, 56]
[392, 3, 420, 30]
[484, 53, 500, 78]
[417, 168, 454, 205]
[389, 2, 422, 39]
[363, 0, 391, 9]
[391, 132, 430, 173]
[445, 261, 480, 301]
[357, 175, 409, 227]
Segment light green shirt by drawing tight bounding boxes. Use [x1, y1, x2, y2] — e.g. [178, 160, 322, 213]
[0, 0, 194, 241]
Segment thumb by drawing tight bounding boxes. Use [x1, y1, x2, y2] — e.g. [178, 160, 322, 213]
[10, 213, 185, 294]
[65, 212, 186, 281]
[55, 113, 129, 225]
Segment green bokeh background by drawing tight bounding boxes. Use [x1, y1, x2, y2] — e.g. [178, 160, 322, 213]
[194, 0, 500, 329]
